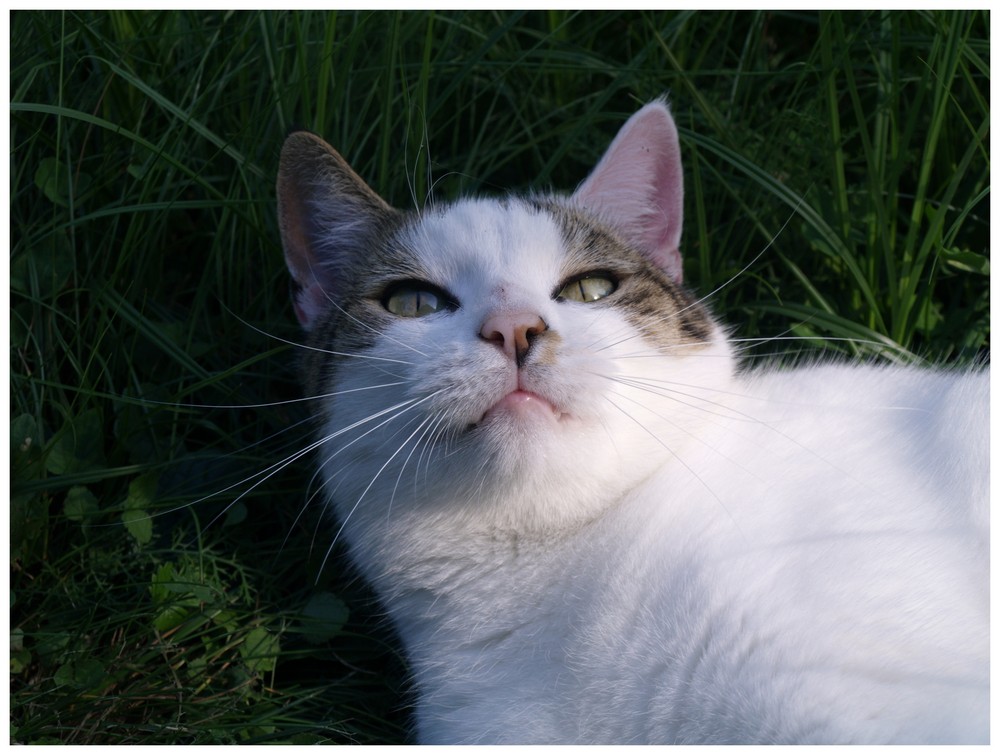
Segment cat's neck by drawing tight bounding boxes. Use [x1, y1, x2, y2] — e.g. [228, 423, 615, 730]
[356, 458, 723, 637]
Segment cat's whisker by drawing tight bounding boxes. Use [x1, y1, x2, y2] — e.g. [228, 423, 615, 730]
[275, 467, 333, 564]
[412, 411, 454, 496]
[314, 396, 436, 475]
[386, 413, 446, 522]
[603, 373, 761, 424]
[154, 381, 417, 414]
[402, 108, 427, 214]
[588, 326, 653, 355]
[314, 410, 429, 542]
[600, 326, 906, 364]
[283, 389, 430, 559]
[304, 397, 438, 535]
[89, 410, 319, 531]
[601, 377, 769, 486]
[196, 425, 342, 534]
[318, 393, 449, 579]
[616, 370, 934, 415]
[324, 292, 433, 359]
[725, 334, 917, 359]
[222, 300, 418, 365]
[308, 390, 448, 543]
[606, 372, 891, 493]
[679, 203, 802, 316]
[600, 393, 747, 541]
[216, 387, 428, 533]
[307, 461, 352, 556]
[585, 315, 720, 357]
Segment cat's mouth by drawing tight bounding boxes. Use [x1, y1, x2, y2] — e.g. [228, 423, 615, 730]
[477, 389, 566, 426]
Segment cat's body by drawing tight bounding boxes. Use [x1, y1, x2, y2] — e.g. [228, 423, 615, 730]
[276, 101, 989, 744]
[356, 362, 987, 745]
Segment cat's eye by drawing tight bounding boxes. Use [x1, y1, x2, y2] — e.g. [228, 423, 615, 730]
[556, 274, 617, 303]
[383, 282, 456, 318]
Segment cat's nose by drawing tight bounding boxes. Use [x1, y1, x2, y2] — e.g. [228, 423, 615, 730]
[480, 312, 548, 367]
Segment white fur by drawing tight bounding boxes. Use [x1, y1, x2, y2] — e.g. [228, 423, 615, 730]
[280, 101, 989, 744]
[313, 200, 989, 744]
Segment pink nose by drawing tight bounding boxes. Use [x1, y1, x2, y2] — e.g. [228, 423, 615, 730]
[480, 312, 547, 366]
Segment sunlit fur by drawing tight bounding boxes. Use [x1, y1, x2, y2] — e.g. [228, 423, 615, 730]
[277, 101, 989, 744]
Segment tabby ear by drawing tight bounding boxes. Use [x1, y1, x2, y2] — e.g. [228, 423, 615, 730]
[277, 132, 397, 329]
[572, 99, 685, 283]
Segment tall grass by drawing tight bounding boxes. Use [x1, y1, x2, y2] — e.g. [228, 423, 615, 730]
[10, 10, 989, 744]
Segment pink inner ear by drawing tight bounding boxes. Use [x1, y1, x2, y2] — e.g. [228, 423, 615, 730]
[278, 131, 397, 331]
[572, 101, 685, 283]
[278, 177, 331, 330]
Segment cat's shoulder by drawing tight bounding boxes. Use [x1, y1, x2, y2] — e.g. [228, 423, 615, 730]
[734, 359, 988, 458]
[720, 358, 989, 529]
[738, 358, 987, 406]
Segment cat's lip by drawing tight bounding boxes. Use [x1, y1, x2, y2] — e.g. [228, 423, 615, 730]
[480, 389, 564, 424]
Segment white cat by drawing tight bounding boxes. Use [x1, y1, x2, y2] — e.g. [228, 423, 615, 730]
[276, 100, 989, 744]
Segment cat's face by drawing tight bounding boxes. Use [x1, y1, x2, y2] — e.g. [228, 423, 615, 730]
[278, 102, 733, 534]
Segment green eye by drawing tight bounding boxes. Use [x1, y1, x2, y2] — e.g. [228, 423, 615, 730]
[557, 275, 617, 303]
[383, 283, 454, 317]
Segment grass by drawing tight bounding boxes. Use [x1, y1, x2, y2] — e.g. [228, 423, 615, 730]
[9, 9, 989, 745]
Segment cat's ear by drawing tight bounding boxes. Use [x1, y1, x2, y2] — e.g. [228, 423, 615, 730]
[277, 132, 397, 329]
[572, 100, 685, 283]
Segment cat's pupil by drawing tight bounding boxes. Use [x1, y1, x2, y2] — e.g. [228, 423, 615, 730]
[384, 284, 450, 317]
[557, 275, 616, 303]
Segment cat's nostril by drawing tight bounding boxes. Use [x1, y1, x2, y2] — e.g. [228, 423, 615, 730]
[480, 313, 547, 365]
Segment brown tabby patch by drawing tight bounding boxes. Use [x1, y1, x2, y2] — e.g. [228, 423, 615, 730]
[533, 198, 717, 353]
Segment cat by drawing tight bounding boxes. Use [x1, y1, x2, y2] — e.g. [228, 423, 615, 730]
[275, 99, 989, 744]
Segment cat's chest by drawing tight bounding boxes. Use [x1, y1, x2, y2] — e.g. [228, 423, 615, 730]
[365, 410, 986, 744]
[380, 505, 776, 743]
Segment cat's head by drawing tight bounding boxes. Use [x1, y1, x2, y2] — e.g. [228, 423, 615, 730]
[277, 101, 732, 536]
